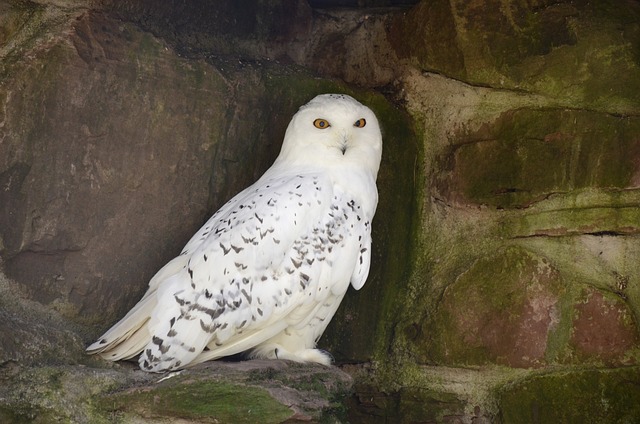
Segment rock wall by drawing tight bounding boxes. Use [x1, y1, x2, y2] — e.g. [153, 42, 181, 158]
[1, 0, 639, 422]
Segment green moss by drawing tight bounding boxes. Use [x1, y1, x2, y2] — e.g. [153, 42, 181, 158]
[0, 2, 46, 77]
[501, 188, 640, 239]
[453, 109, 640, 209]
[98, 379, 293, 423]
[397, 387, 466, 423]
[497, 367, 640, 423]
[444, 1, 640, 114]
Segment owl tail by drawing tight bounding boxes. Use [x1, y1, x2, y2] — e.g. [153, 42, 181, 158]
[86, 256, 188, 361]
[85, 293, 156, 361]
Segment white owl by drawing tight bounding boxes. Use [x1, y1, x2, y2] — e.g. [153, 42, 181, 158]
[86, 93, 382, 372]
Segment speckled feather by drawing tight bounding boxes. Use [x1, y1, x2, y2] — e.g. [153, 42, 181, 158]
[87, 94, 382, 372]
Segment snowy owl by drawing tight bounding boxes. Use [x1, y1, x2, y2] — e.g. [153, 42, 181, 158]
[86, 93, 382, 372]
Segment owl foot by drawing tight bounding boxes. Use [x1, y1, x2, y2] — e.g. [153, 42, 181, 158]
[252, 344, 333, 366]
[277, 347, 333, 366]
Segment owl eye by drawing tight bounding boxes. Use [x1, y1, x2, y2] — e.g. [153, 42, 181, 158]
[354, 118, 367, 128]
[313, 119, 331, 129]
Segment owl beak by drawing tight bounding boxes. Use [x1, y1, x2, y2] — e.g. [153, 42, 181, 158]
[338, 131, 349, 155]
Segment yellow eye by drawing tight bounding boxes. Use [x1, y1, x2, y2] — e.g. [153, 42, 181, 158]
[313, 119, 331, 129]
[354, 118, 366, 128]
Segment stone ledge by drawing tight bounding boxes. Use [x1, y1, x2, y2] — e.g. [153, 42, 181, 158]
[0, 360, 353, 423]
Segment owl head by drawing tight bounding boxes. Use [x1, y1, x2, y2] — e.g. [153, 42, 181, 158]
[276, 94, 383, 176]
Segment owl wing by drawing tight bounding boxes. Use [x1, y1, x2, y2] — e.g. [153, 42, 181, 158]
[136, 171, 373, 371]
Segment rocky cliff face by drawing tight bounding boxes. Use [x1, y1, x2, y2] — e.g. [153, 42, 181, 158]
[1, 0, 639, 422]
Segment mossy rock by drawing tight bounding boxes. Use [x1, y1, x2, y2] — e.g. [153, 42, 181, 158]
[566, 287, 640, 366]
[446, 108, 640, 209]
[98, 379, 294, 423]
[347, 385, 467, 424]
[425, 246, 567, 368]
[497, 367, 640, 423]
[394, 1, 640, 114]
[0, 360, 353, 423]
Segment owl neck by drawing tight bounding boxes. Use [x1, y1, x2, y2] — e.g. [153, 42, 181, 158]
[262, 158, 379, 217]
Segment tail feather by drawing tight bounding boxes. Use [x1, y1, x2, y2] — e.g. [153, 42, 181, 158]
[87, 255, 188, 361]
[86, 291, 156, 360]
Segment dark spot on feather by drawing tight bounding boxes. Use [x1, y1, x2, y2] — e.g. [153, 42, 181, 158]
[231, 244, 244, 253]
[170, 317, 176, 327]
[241, 289, 252, 303]
[220, 243, 231, 255]
[152, 336, 163, 346]
[168, 329, 177, 337]
[200, 319, 216, 333]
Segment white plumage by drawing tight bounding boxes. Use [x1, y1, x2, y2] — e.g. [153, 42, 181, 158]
[86, 93, 383, 372]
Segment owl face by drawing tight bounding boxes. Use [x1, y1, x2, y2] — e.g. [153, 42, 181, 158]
[278, 94, 383, 175]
